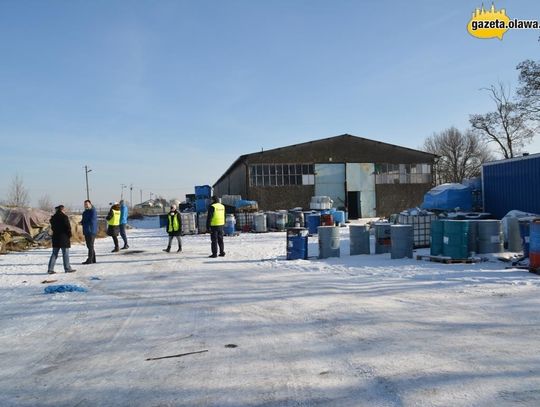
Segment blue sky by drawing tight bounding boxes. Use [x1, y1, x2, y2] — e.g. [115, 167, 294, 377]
[1, 0, 539, 209]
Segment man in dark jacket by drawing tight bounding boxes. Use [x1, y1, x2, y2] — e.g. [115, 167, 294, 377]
[206, 196, 225, 258]
[106, 202, 121, 252]
[47, 205, 76, 274]
[163, 205, 182, 253]
[81, 199, 98, 264]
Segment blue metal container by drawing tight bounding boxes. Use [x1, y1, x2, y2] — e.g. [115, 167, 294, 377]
[195, 198, 210, 213]
[195, 185, 212, 198]
[307, 213, 321, 235]
[482, 154, 540, 219]
[287, 228, 308, 260]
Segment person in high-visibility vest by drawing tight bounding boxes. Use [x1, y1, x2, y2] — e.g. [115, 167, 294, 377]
[163, 204, 182, 253]
[106, 202, 121, 252]
[206, 196, 225, 258]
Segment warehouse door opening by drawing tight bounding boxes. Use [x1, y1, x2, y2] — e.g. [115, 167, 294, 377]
[347, 191, 361, 219]
[314, 164, 346, 208]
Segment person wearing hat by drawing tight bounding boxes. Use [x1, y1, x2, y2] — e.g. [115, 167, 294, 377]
[163, 204, 182, 253]
[47, 205, 76, 274]
[206, 196, 225, 258]
[106, 202, 121, 252]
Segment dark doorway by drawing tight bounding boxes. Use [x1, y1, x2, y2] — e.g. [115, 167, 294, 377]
[347, 191, 361, 219]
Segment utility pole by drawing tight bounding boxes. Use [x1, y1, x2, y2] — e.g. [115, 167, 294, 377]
[121, 184, 126, 200]
[140, 189, 143, 204]
[129, 184, 133, 208]
[84, 165, 92, 201]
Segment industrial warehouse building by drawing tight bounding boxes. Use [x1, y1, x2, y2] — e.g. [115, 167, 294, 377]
[213, 134, 438, 218]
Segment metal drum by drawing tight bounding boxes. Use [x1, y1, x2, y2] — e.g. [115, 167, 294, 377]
[391, 225, 413, 259]
[320, 213, 334, 226]
[507, 217, 522, 252]
[349, 225, 370, 255]
[236, 212, 254, 232]
[275, 210, 288, 232]
[477, 220, 503, 254]
[430, 219, 444, 256]
[286, 227, 308, 260]
[374, 222, 392, 254]
[519, 220, 531, 257]
[307, 213, 321, 235]
[253, 213, 267, 233]
[318, 226, 340, 259]
[443, 220, 469, 259]
[288, 210, 304, 228]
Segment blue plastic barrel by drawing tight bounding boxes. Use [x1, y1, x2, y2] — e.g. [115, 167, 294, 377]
[287, 228, 308, 260]
[224, 214, 236, 235]
[307, 214, 321, 235]
[333, 210, 345, 226]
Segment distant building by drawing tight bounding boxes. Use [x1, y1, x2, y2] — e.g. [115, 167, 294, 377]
[213, 134, 437, 218]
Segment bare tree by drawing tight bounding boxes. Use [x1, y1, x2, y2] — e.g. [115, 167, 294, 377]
[469, 83, 535, 158]
[423, 127, 493, 184]
[38, 194, 53, 212]
[516, 59, 540, 121]
[7, 174, 30, 207]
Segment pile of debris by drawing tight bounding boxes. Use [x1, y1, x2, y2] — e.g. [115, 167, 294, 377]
[0, 206, 86, 254]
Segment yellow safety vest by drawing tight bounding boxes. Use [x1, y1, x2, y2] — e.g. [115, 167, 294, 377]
[107, 209, 121, 226]
[210, 203, 225, 226]
[168, 213, 180, 232]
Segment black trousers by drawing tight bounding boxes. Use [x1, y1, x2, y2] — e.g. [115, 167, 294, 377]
[84, 234, 96, 263]
[210, 226, 224, 256]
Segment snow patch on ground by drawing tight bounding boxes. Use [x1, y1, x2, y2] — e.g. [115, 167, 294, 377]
[1, 224, 540, 406]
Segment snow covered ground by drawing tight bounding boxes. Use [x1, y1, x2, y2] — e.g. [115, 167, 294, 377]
[1, 220, 540, 406]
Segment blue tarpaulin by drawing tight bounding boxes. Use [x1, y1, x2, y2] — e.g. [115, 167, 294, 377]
[44, 285, 88, 294]
[422, 183, 472, 211]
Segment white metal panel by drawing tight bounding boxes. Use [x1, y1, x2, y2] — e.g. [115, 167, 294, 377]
[315, 164, 346, 208]
[346, 163, 376, 218]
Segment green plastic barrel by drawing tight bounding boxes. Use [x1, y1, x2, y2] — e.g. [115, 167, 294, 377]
[430, 220, 444, 256]
[443, 220, 470, 259]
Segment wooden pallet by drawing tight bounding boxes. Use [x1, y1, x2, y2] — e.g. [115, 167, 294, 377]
[416, 254, 478, 264]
